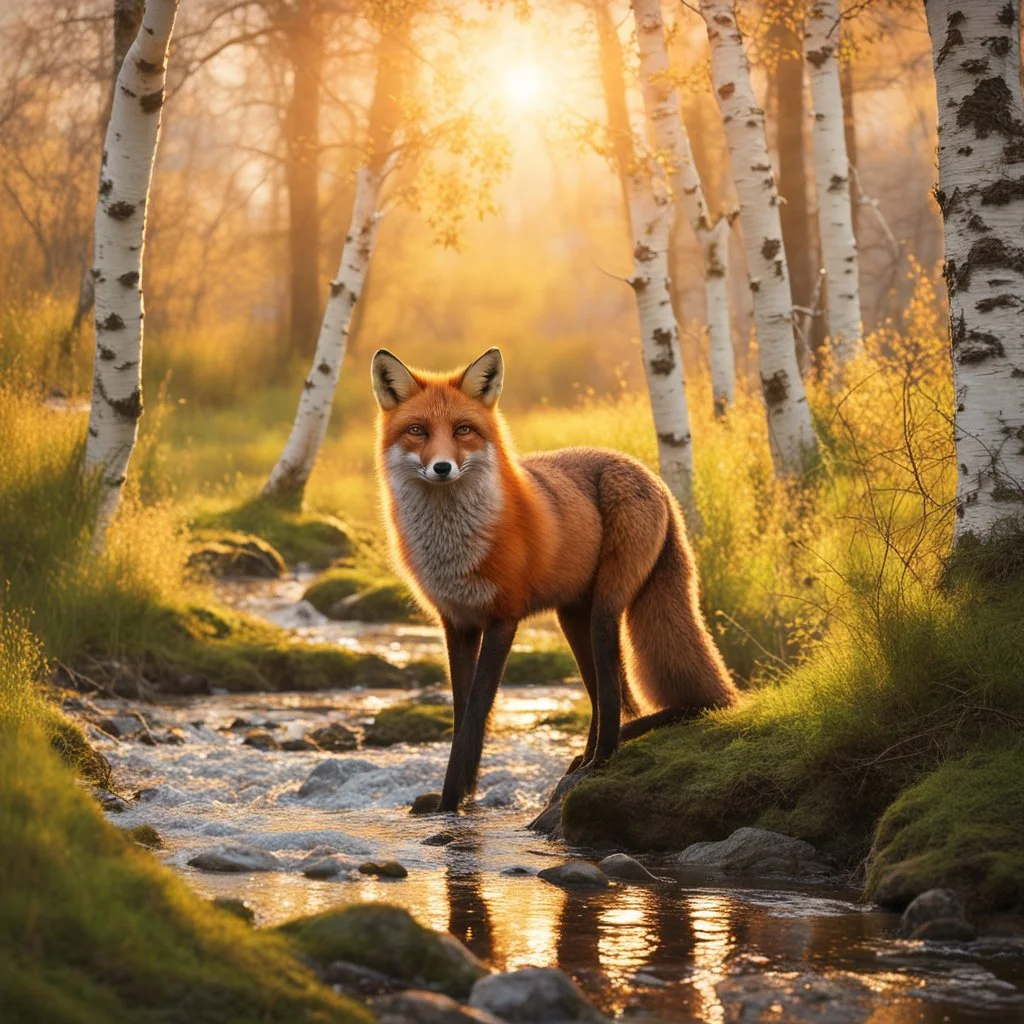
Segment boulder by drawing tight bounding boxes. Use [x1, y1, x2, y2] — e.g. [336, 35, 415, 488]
[242, 729, 278, 751]
[470, 967, 610, 1023]
[359, 860, 409, 879]
[899, 889, 977, 941]
[278, 904, 487, 997]
[374, 991, 506, 1024]
[411, 793, 443, 815]
[188, 844, 281, 873]
[295, 758, 377, 798]
[597, 853, 661, 883]
[323, 960, 407, 997]
[671, 827, 835, 881]
[537, 860, 609, 889]
[308, 722, 359, 752]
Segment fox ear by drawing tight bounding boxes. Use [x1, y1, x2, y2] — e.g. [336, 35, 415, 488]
[371, 350, 420, 409]
[459, 348, 504, 408]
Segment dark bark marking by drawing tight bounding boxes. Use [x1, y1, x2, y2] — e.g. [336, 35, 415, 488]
[936, 20, 964, 66]
[329, 280, 345, 297]
[980, 176, 1024, 205]
[828, 173, 846, 193]
[760, 238, 781, 261]
[317, 361, 331, 374]
[649, 356, 674, 375]
[120, 85, 137, 98]
[117, 271, 140, 288]
[98, 313, 126, 331]
[954, 236, 1024, 291]
[761, 370, 790, 406]
[652, 327, 673, 347]
[657, 431, 691, 448]
[135, 57, 160, 73]
[98, 345, 116, 361]
[634, 243, 656, 263]
[806, 47, 831, 68]
[961, 58, 989, 75]
[718, 82, 736, 99]
[957, 327, 1006, 364]
[106, 201, 136, 221]
[99, 178, 113, 197]
[139, 89, 164, 113]
[966, 212, 989, 232]
[956, 77, 1024, 140]
[114, 360, 138, 371]
[976, 294, 1018, 312]
[303, 378, 314, 391]
[985, 36, 1011, 58]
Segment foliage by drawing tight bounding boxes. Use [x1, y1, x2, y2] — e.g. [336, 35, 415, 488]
[364, 701, 455, 746]
[0, 611, 372, 1024]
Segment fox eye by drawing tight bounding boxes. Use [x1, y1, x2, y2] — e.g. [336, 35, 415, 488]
[454, 424, 473, 437]
[407, 424, 426, 437]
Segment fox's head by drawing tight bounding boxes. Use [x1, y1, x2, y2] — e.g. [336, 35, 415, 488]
[371, 348, 505, 485]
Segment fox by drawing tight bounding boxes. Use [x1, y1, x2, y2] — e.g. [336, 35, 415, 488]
[371, 346, 737, 814]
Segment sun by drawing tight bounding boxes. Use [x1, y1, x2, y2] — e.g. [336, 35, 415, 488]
[502, 62, 545, 111]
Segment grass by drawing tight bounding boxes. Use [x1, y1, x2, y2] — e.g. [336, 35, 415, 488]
[0, 611, 372, 1024]
[303, 565, 425, 623]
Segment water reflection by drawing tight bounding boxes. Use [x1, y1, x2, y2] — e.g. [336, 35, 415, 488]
[688, 894, 734, 1024]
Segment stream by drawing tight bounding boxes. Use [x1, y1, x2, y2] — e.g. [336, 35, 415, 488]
[90, 578, 1024, 1023]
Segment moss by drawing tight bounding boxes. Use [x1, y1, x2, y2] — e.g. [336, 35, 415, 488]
[363, 702, 454, 747]
[402, 659, 448, 687]
[46, 713, 112, 787]
[303, 566, 424, 623]
[540, 697, 590, 733]
[126, 824, 164, 850]
[0, 681, 371, 1022]
[278, 904, 486, 997]
[504, 649, 579, 685]
[867, 743, 1024, 913]
[186, 529, 287, 579]
[195, 499, 354, 569]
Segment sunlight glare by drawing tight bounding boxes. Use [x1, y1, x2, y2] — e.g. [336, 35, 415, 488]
[502, 62, 545, 111]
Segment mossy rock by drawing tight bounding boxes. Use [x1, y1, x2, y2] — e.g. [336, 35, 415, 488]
[196, 500, 355, 569]
[47, 715, 112, 787]
[0, 717, 372, 1023]
[278, 903, 487, 997]
[867, 743, 1024, 914]
[364, 702, 454, 747]
[402, 659, 448, 688]
[504, 649, 578, 685]
[304, 567, 423, 623]
[186, 529, 287, 579]
[126, 824, 164, 849]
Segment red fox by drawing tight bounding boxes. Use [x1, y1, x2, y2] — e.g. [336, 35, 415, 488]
[372, 347, 737, 813]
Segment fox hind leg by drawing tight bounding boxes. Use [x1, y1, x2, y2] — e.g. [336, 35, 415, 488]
[556, 600, 598, 774]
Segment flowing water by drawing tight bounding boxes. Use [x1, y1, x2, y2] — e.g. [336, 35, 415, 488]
[91, 579, 1024, 1023]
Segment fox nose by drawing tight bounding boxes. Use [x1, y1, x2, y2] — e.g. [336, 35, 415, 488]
[432, 461, 452, 478]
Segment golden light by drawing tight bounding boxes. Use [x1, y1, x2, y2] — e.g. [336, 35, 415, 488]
[501, 62, 545, 111]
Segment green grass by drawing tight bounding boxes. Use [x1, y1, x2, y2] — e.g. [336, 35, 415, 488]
[363, 701, 455, 746]
[563, 549, 1024, 916]
[0, 611, 372, 1024]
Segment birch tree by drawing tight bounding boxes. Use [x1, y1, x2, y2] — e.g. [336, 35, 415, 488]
[593, 0, 695, 512]
[699, 0, 817, 471]
[262, 17, 409, 505]
[926, 0, 1024, 541]
[84, 0, 178, 540]
[632, 0, 735, 413]
[805, 0, 862, 362]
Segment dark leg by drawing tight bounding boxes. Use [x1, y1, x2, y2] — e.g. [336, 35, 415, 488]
[439, 618, 517, 812]
[589, 606, 623, 767]
[556, 601, 597, 773]
[442, 619, 482, 737]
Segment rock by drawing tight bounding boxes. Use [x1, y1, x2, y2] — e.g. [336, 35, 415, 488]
[99, 715, 142, 738]
[242, 729, 278, 750]
[500, 866, 536, 877]
[716, 972, 871, 1023]
[278, 904, 487, 997]
[308, 721, 359, 752]
[359, 860, 409, 879]
[537, 860, 609, 889]
[900, 889, 976, 941]
[157, 727, 187, 745]
[323, 960, 407, 997]
[187, 532, 286, 579]
[296, 845, 343, 869]
[872, 866, 923, 910]
[188, 844, 282, 873]
[411, 793, 443, 815]
[303, 856, 352, 879]
[597, 853, 661, 883]
[671, 827, 835, 881]
[374, 990, 506, 1024]
[212, 897, 255, 924]
[281, 736, 320, 752]
[95, 789, 130, 813]
[477, 779, 521, 808]
[296, 758, 377, 798]
[422, 832, 458, 846]
[470, 967, 610, 1023]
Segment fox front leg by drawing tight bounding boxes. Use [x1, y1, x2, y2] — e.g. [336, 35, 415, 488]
[442, 619, 482, 737]
[439, 618, 517, 812]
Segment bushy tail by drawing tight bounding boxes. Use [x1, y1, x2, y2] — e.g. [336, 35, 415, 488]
[622, 504, 737, 719]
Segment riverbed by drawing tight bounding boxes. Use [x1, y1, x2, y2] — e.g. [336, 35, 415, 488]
[91, 579, 1024, 1023]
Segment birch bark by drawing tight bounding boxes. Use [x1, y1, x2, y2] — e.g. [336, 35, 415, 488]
[83, 0, 178, 540]
[633, 0, 735, 413]
[700, 0, 818, 471]
[925, 0, 1024, 541]
[593, 0, 695, 511]
[263, 19, 408, 504]
[805, 0, 862, 362]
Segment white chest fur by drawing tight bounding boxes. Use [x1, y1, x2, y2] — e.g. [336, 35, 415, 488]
[386, 443, 502, 618]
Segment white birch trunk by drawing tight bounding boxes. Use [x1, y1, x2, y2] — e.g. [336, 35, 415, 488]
[84, 0, 178, 541]
[627, 167, 696, 510]
[633, 0, 735, 414]
[700, 0, 818, 471]
[263, 167, 381, 501]
[805, 0, 862, 362]
[926, 0, 1024, 542]
[701, 214, 736, 412]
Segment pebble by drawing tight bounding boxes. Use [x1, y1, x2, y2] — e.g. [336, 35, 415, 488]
[537, 860, 609, 889]
[308, 722, 359, 752]
[359, 860, 409, 879]
[242, 729, 278, 750]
